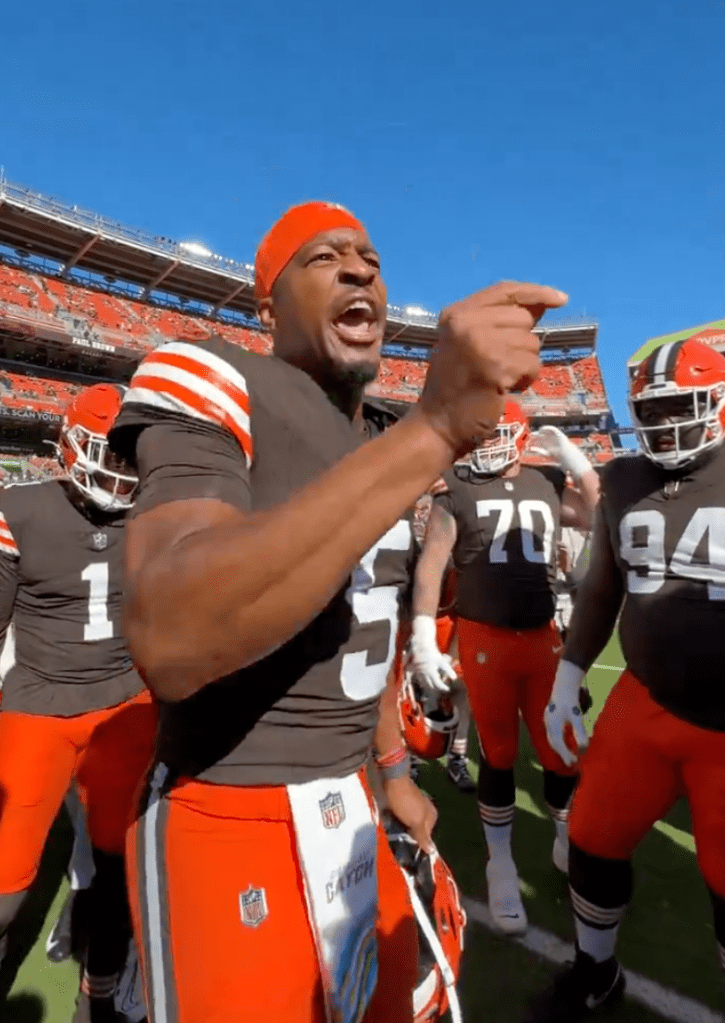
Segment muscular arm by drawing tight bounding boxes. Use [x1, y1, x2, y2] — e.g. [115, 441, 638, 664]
[560, 467, 600, 530]
[374, 662, 404, 759]
[562, 504, 624, 671]
[412, 502, 458, 619]
[125, 409, 455, 701]
[0, 555, 17, 651]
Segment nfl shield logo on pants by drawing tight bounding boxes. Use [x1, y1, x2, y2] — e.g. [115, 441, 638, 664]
[319, 791, 346, 829]
[239, 885, 268, 928]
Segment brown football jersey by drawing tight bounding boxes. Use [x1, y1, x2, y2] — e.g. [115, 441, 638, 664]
[0, 480, 143, 716]
[435, 464, 565, 629]
[600, 449, 725, 730]
[110, 337, 415, 787]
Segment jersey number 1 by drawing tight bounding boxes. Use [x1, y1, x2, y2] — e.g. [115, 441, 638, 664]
[81, 562, 114, 641]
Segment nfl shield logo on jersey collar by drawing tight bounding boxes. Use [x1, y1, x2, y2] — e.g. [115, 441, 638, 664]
[91, 531, 108, 551]
[319, 791, 346, 829]
[239, 885, 268, 928]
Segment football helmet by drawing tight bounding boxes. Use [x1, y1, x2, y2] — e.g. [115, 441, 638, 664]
[470, 399, 530, 476]
[58, 384, 138, 512]
[386, 820, 466, 1023]
[629, 337, 725, 469]
[399, 672, 458, 760]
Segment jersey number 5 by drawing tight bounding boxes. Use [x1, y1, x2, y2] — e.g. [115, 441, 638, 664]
[619, 507, 725, 600]
[81, 562, 114, 641]
[340, 519, 412, 701]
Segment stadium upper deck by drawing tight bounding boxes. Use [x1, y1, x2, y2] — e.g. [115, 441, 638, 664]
[0, 175, 616, 473]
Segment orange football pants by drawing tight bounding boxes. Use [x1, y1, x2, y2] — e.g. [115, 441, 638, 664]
[456, 617, 576, 775]
[0, 690, 158, 893]
[436, 615, 457, 656]
[127, 771, 418, 1023]
[570, 670, 725, 897]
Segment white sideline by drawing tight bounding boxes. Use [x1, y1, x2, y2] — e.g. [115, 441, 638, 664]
[463, 898, 725, 1023]
[592, 662, 621, 671]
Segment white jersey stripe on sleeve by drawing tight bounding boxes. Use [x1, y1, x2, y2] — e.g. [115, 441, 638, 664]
[133, 362, 251, 441]
[0, 514, 19, 558]
[154, 342, 250, 400]
[123, 384, 252, 467]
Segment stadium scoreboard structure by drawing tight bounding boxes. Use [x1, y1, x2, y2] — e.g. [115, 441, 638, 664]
[628, 319, 725, 373]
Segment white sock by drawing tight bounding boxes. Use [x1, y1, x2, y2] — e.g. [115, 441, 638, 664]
[570, 886, 624, 963]
[576, 920, 620, 963]
[553, 817, 568, 848]
[483, 823, 514, 864]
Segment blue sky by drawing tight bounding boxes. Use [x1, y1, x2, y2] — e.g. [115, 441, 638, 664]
[2, 0, 723, 427]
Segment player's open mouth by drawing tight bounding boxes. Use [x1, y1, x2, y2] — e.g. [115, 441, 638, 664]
[653, 434, 676, 451]
[331, 299, 380, 344]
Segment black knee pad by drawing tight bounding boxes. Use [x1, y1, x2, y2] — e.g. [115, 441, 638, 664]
[477, 763, 515, 808]
[569, 842, 633, 909]
[543, 770, 578, 812]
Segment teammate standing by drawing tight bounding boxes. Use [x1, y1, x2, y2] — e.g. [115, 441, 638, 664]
[530, 337, 725, 1021]
[109, 200, 567, 1023]
[0, 384, 157, 1023]
[411, 401, 599, 934]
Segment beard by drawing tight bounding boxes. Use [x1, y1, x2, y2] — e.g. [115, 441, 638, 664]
[326, 358, 379, 391]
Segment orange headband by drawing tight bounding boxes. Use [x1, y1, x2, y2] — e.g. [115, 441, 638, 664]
[254, 201, 365, 300]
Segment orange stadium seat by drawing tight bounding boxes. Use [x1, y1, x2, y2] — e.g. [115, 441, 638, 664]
[0, 266, 616, 460]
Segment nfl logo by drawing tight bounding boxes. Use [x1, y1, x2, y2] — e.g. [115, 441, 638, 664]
[92, 532, 108, 551]
[239, 885, 268, 928]
[319, 791, 346, 830]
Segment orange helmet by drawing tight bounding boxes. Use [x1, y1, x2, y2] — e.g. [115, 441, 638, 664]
[398, 674, 458, 760]
[58, 384, 138, 512]
[386, 821, 466, 1023]
[629, 337, 725, 469]
[470, 399, 530, 476]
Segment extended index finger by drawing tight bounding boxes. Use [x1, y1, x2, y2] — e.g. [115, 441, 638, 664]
[478, 280, 569, 312]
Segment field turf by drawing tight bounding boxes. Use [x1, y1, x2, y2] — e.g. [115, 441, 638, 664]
[3, 634, 721, 1022]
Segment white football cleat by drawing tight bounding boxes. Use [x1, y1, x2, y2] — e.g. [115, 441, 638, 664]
[552, 835, 569, 875]
[486, 859, 528, 935]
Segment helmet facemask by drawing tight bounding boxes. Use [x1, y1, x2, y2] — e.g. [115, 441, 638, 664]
[630, 384, 725, 470]
[62, 423, 138, 512]
[470, 420, 527, 476]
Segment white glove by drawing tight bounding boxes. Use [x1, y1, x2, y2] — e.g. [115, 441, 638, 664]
[409, 615, 458, 693]
[544, 660, 590, 767]
[528, 426, 593, 480]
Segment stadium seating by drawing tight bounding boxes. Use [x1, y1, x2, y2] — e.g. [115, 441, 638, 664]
[521, 356, 609, 417]
[0, 371, 79, 415]
[367, 357, 427, 403]
[0, 265, 272, 357]
[0, 262, 617, 479]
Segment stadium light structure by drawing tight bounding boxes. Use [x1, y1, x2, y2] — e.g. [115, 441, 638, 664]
[179, 241, 213, 258]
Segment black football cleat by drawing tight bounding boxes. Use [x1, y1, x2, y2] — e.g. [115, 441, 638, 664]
[46, 887, 92, 963]
[524, 950, 625, 1022]
[446, 753, 476, 793]
[46, 889, 76, 963]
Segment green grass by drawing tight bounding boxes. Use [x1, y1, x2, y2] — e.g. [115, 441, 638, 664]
[5, 633, 721, 1021]
[2, 814, 79, 1023]
[421, 633, 722, 1021]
